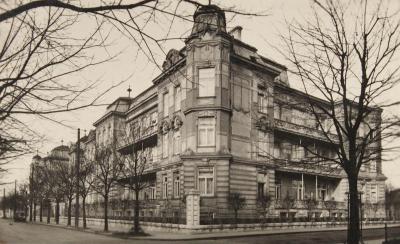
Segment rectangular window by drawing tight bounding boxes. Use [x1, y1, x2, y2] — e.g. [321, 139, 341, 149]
[274, 104, 282, 119]
[370, 184, 378, 203]
[175, 86, 181, 111]
[198, 167, 214, 196]
[293, 180, 303, 200]
[162, 175, 168, 199]
[370, 161, 377, 173]
[258, 93, 268, 114]
[198, 117, 215, 147]
[149, 185, 156, 199]
[173, 131, 181, 155]
[163, 93, 169, 117]
[258, 131, 269, 156]
[173, 172, 180, 198]
[258, 182, 265, 200]
[162, 134, 168, 158]
[275, 178, 281, 200]
[318, 183, 327, 201]
[274, 142, 281, 159]
[198, 68, 215, 97]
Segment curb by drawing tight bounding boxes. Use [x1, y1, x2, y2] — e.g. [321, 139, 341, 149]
[24, 221, 400, 241]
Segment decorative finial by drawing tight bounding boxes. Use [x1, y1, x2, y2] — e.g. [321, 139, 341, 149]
[127, 85, 132, 98]
[84, 129, 87, 136]
[208, 0, 211, 5]
[61, 139, 64, 145]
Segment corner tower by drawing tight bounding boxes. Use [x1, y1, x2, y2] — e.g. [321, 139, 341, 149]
[183, 4, 232, 154]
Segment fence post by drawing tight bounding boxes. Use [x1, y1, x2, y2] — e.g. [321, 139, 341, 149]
[385, 223, 388, 242]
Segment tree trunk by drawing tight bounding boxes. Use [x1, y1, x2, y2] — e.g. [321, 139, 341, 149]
[67, 198, 72, 226]
[234, 210, 238, 224]
[104, 195, 109, 232]
[29, 199, 33, 222]
[347, 174, 360, 244]
[134, 190, 140, 233]
[46, 200, 51, 224]
[2, 200, 6, 219]
[82, 197, 87, 229]
[33, 203, 36, 221]
[55, 200, 60, 224]
[39, 200, 43, 222]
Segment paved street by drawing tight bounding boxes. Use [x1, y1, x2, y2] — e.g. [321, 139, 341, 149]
[1, 218, 400, 244]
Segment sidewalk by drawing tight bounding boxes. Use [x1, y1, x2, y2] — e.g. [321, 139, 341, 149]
[28, 220, 400, 241]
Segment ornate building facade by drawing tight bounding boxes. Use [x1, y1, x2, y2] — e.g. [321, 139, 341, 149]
[35, 4, 385, 223]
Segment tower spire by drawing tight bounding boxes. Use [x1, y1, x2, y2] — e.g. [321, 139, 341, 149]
[127, 85, 132, 98]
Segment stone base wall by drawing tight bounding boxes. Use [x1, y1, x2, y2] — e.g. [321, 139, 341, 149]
[55, 216, 400, 234]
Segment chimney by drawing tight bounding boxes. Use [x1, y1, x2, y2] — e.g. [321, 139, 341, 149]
[230, 26, 243, 41]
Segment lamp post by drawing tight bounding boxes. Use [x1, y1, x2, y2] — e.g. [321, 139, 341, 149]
[75, 128, 80, 228]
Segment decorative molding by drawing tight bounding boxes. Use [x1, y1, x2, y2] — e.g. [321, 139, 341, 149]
[171, 114, 183, 131]
[162, 49, 184, 71]
[159, 119, 171, 135]
[256, 115, 272, 132]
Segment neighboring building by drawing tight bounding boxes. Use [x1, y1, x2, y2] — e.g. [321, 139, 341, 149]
[31, 4, 386, 223]
[30, 145, 70, 220]
[386, 189, 400, 220]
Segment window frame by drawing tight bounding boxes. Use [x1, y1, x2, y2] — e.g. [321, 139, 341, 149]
[197, 167, 215, 197]
[174, 85, 181, 111]
[198, 67, 216, 97]
[162, 133, 169, 158]
[257, 182, 265, 200]
[173, 130, 181, 155]
[197, 117, 216, 147]
[162, 175, 168, 199]
[173, 172, 180, 199]
[258, 92, 268, 114]
[163, 92, 169, 118]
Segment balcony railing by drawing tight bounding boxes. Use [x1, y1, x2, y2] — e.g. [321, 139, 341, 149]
[274, 119, 338, 143]
[273, 158, 343, 177]
[274, 200, 346, 210]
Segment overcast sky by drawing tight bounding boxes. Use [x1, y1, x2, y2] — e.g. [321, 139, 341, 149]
[2, 0, 400, 193]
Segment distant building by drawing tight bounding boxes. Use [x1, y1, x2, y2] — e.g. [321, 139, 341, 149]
[30, 145, 70, 220]
[386, 189, 400, 220]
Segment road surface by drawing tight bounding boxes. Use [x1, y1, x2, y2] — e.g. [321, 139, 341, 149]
[1, 218, 399, 244]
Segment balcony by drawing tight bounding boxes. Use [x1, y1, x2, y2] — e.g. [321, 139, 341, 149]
[274, 158, 343, 178]
[274, 119, 338, 143]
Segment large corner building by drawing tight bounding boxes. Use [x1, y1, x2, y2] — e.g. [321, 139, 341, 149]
[83, 5, 386, 222]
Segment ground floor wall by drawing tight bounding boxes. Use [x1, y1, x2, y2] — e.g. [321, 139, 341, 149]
[55, 158, 386, 224]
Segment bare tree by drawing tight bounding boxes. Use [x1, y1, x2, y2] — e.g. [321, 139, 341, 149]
[91, 145, 122, 232]
[304, 195, 318, 221]
[0, 1, 269, 175]
[323, 197, 337, 220]
[280, 191, 295, 221]
[52, 158, 76, 226]
[227, 192, 246, 225]
[257, 194, 272, 223]
[280, 0, 400, 243]
[116, 140, 152, 234]
[79, 153, 96, 229]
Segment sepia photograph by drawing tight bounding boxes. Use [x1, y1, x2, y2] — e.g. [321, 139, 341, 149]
[1, 0, 400, 243]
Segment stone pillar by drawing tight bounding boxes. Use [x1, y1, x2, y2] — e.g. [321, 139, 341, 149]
[186, 189, 200, 227]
